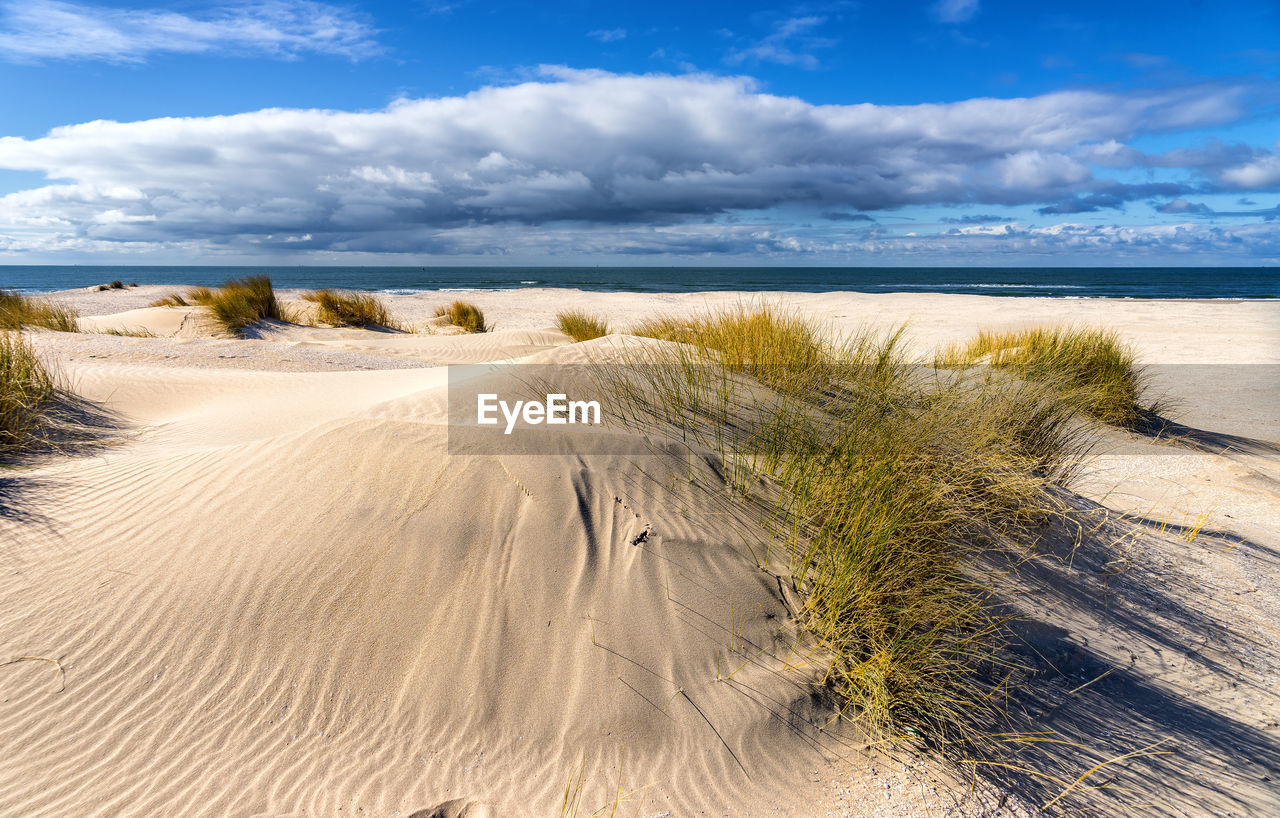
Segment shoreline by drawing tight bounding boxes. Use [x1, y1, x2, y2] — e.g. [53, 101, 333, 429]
[45, 283, 1280, 364]
[3, 262, 1275, 301]
[24, 284, 1280, 303]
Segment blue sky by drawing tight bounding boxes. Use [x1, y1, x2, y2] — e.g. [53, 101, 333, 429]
[0, 0, 1278, 264]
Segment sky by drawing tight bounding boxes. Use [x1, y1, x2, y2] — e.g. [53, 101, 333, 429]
[0, 0, 1278, 265]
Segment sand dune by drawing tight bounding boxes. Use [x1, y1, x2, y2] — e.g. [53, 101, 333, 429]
[1, 337, 853, 816]
[77, 305, 218, 338]
[4, 288, 1279, 816]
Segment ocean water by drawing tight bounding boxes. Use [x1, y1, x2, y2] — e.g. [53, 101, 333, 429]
[2, 265, 1276, 299]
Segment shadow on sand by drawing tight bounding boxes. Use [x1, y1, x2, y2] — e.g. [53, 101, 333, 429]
[0, 389, 124, 549]
[971, 492, 1280, 815]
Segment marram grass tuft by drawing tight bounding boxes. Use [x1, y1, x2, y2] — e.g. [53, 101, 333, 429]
[0, 331, 56, 452]
[937, 325, 1146, 427]
[434, 300, 488, 333]
[302, 289, 405, 330]
[0, 290, 79, 332]
[556, 310, 610, 342]
[197, 276, 282, 335]
[604, 307, 1095, 750]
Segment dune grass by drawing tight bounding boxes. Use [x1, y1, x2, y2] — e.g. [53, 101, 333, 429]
[608, 306, 1093, 748]
[302, 289, 404, 329]
[434, 300, 488, 333]
[559, 754, 641, 817]
[205, 276, 282, 334]
[631, 305, 829, 393]
[187, 286, 215, 305]
[937, 326, 1146, 427]
[102, 327, 156, 338]
[0, 331, 56, 452]
[0, 290, 79, 332]
[155, 277, 280, 335]
[556, 310, 610, 342]
[149, 286, 219, 309]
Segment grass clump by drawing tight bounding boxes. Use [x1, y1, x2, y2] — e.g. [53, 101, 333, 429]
[938, 326, 1145, 426]
[556, 310, 610, 342]
[631, 305, 827, 392]
[187, 286, 215, 305]
[434, 300, 488, 333]
[102, 327, 156, 338]
[195, 276, 281, 335]
[302, 289, 403, 329]
[0, 331, 55, 452]
[604, 307, 1092, 749]
[0, 290, 79, 332]
[150, 287, 215, 309]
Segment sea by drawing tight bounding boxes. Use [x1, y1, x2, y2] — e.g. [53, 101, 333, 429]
[2, 266, 1276, 299]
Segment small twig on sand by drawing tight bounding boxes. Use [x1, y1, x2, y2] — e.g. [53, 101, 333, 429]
[1067, 667, 1114, 696]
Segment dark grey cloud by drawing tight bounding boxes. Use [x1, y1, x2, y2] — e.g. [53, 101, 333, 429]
[1037, 193, 1125, 215]
[1156, 198, 1213, 215]
[1152, 199, 1279, 219]
[822, 211, 875, 221]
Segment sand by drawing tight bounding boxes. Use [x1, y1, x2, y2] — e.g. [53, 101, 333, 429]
[2, 285, 1278, 816]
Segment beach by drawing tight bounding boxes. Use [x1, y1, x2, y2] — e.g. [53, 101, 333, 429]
[2, 285, 1278, 816]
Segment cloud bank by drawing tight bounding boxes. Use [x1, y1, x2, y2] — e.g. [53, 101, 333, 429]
[0, 68, 1277, 260]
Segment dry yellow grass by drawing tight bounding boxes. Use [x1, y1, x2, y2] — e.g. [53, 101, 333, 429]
[148, 293, 190, 307]
[302, 289, 405, 329]
[204, 277, 282, 334]
[0, 331, 56, 453]
[148, 278, 281, 334]
[556, 310, 610, 342]
[434, 300, 488, 333]
[937, 325, 1146, 426]
[610, 306, 1093, 749]
[0, 290, 79, 332]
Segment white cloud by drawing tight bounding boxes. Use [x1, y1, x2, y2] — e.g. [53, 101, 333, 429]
[992, 151, 1091, 188]
[933, 0, 979, 24]
[1220, 153, 1280, 188]
[923, 220, 1280, 260]
[0, 69, 1273, 259]
[587, 28, 626, 43]
[726, 16, 832, 69]
[424, 1, 466, 15]
[0, 0, 380, 63]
